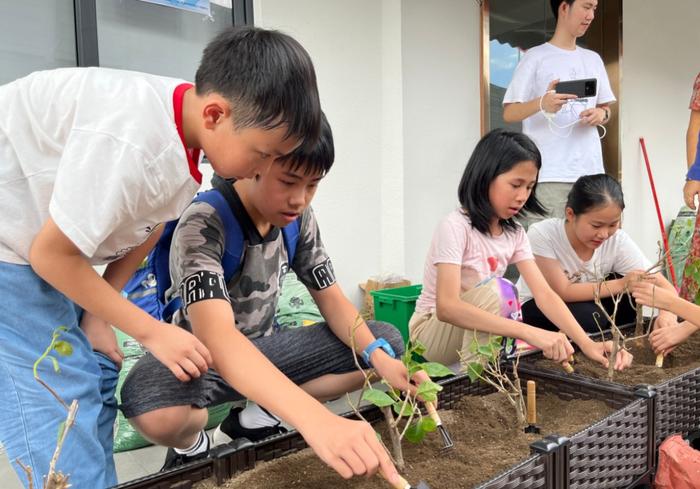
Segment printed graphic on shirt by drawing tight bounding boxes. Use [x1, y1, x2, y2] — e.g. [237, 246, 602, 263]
[311, 258, 335, 289]
[180, 270, 230, 309]
[166, 200, 333, 339]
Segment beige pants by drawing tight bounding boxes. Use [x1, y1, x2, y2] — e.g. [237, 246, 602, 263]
[409, 284, 503, 369]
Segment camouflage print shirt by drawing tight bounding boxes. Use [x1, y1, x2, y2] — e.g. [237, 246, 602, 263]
[166, 184, 335, 339]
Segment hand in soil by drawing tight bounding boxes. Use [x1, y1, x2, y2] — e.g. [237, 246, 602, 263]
[80, 311, 124, 368]
[649, 322, 699, 354]
[629, 281, 675, 310]
[581, 340, 633, 371]
[301, 413, 399, 483]
[526, 329, 574, 363]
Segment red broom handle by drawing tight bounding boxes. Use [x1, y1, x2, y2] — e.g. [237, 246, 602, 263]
[639, 137, 677, 285]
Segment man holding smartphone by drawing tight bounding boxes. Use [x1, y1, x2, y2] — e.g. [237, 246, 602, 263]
[502, 0, 615, 225]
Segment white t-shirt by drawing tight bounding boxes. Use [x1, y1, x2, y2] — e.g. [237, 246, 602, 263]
[0, 67, 202, 265]
[415, 209, 533, 313]
[503, 42, 616, 183]
[517, 218, 651, 302]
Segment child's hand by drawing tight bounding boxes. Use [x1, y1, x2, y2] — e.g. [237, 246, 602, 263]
[684, 179, 700, 210]
[140, 322, 212, 382]
[649, 322, 699, 355]
[629, 281, 675, 310]
[372, 354, 432, 400]
[80, 311, 124, 368]
[580, 340, 633, 371]
[653, 311, 678, 330]
[622, 269, 648, 288]
[301, 412, 400, 483]
[526, 329, 574, 363]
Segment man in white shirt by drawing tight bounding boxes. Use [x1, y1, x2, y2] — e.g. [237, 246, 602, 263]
[503, 0, 615, 225]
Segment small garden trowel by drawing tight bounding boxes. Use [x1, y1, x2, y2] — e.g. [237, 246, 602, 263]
[524, 380, 541, 434]
[425, 402, 454, 450]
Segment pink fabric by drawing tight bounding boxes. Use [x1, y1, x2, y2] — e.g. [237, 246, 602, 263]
[415, 209, 533, 313]
[690, 72, 700, 111]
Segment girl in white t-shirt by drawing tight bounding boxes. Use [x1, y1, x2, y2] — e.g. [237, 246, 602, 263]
[519, 174, 679, 334]
[409, 129, 631, 371]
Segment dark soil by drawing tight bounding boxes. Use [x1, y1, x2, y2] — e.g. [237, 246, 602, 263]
[534, 330, 700, 386]
[195, 393, 612, 489]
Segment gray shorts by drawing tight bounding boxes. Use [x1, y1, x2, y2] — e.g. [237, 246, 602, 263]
[119, 320, 404, 418]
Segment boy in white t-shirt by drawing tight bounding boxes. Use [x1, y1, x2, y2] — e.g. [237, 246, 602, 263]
[0, 27, 321, 488]
[503, 0, 616, 223]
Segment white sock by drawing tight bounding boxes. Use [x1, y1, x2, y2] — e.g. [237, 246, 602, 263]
[174, 430, 209, 456]
[239, 402, 281, 429]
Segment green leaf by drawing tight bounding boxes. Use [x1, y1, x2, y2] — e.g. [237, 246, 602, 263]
[466, 363, 483, 383]
[416, 380, 442, 403]
[54, 340, 73, 357]
[418, 416, 437, 433]
[392, 400, 413, 417]
[419, 362, 453, 378]
[49, 355, 61, 374]
[362, 389, 395, 408]
[477, 344, 497, 358]
[408, 364, 424, 376]
[468, 339, 479, 354]
[404, 421, 427, 444]
[411, 341, 427, 356]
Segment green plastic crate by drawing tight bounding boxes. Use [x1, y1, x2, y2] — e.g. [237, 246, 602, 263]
[370, 284, 422, 344]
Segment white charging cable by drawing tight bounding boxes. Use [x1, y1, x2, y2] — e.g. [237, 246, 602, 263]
[539, 90, 607, 140]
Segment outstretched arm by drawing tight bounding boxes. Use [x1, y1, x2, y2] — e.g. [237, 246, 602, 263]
[29, 217, 211, 381]
[309, 284, 429, 397]
[518, 259, 632, 371]
[434, 263, 573, 362]
[188, 298, 400, 483]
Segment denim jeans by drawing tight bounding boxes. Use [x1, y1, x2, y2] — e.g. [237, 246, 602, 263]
[0, 262, 118, 488]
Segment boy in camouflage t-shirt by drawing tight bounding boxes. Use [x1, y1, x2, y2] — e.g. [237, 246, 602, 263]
[121, 115, 424, 476]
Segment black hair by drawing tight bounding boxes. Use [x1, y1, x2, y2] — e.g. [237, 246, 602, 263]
[279, 112, 334, 176]
[566, 173, 625, 215]
[550, 0, 575, 20]
[195, 26, 321, 149]
[457, 128, 546, 235]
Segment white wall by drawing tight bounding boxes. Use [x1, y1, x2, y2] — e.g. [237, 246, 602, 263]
[620, 0, 700, 265]
[254, 0, 481, 302]
[401, 0, 482, 282]
[254, 0, 391, 303]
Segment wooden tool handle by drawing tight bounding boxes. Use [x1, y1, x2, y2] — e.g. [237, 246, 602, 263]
[425, 402, 442, 426]
[380, 469, 411, 489]
[562, 361, 575, 374]
[526, 380, 537, 425]
[655, 353, 664, 368]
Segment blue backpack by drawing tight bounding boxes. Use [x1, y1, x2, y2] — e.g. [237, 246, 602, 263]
[123, 187, 300, 322]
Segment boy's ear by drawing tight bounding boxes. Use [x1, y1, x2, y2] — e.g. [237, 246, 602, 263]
[202, 95, 231, 129]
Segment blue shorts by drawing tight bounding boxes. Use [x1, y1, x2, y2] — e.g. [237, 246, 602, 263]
[0, 262, 119, 488]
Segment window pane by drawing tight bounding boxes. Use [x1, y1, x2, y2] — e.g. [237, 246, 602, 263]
[95, 0, 232, 80]
[488, 0, 554, 131]
[0, 0, 77, 84]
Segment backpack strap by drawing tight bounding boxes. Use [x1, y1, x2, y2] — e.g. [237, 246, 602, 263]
[161, 189, 245, 321]
[194, 190, 245, 283]
[281, 217, 301, 266]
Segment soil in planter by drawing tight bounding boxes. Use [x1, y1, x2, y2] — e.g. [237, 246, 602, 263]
[535, 329, 700, 386]
[194, 392, 612, 489]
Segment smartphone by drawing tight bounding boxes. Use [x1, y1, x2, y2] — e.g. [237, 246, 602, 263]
[555, 78, 597, 98]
